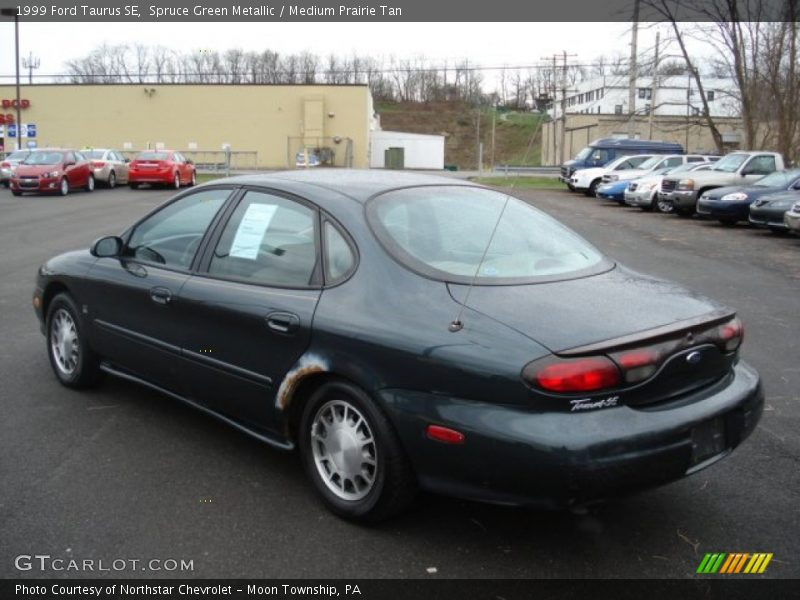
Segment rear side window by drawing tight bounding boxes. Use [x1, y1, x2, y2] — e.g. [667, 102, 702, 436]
[368, 186, 608, 284]
[323, 221, 355, 283]
[208, 190, 318, 287]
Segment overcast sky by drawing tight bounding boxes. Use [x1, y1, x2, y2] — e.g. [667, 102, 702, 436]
[0, 21, 678, 88]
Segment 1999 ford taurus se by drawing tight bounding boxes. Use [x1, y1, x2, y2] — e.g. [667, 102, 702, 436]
[33, 171, 763, 522]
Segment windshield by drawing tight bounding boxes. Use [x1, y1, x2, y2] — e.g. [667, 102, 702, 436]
[666, 163, 703, 175]
[7, 151, 29, 161]
[367, 186, 608, 283]
[136, 152, 169, 161]
[84, 150, 106, 159]
[23, 151, 64, 165]
[573, 146, 592, 160]
[752, 169, 800, 188]
[712, 153, 749, 173]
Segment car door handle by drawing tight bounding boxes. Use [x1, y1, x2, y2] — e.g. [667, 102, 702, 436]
[150, 287, 172, 305]
[266, 312, 300, 335]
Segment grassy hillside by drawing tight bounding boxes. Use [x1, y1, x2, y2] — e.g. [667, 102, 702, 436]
[377, 101, 544, 170]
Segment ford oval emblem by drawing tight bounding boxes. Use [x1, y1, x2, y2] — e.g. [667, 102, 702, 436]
[686, 350, 703, 365]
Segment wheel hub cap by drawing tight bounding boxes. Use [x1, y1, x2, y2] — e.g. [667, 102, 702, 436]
[311, 400, 377, 501]
[50, 309, 79, 376]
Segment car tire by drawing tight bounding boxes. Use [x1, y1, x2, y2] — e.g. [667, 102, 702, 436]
[586, 180, 600, 197]
[188, 171, 196, 187]
[719, 218, 737, 227]
[173, 173, 181, 189]
[11, 189, 22, 197]
[46, 293, 102, 389]
[567, 184, 575, 192]
[2, 180, 9, 188]
[299, 381, 417, 523]
[769, 227, 788, 235]
[59, 177, 69, 196]
[107, 171, 116, 189]
[85, 174, 95, 192]
[129, 182, 139, 190]
[655, 196, 673, 214]
[676, 208, 693, 217]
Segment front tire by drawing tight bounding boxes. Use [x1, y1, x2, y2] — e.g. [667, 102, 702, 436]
[299, 381, 417, 523]
[46, 293, 102, 388]
[719, 217, 737, 227]
[59, 177, 69, 196]
[11, 189, 22, 197]
[173, 172, 181, 189]
[586, 179, 600, 197]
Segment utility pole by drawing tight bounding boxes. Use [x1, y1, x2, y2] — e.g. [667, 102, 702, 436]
[552, 55, 558, 165]
[628, 0, 640, 139]
[490, 106, 496, 170]
[649, 31, 660, 139]
[476, 106, 481, 172]
[543, 52, 577, 165]
[560, 50, 568, 165]
[22, 52, 40, 85]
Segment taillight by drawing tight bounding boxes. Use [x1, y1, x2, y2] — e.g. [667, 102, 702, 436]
[524, 356, 620, 393]
[91, 161, 105, 168]
[718, 317, 743, 352]
[614, 348, 661, 383]
[0, 161, 9, 168]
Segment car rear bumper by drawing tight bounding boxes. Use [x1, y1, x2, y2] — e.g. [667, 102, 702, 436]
[379, 360, 763, 508]
[129, 171, 172, 183]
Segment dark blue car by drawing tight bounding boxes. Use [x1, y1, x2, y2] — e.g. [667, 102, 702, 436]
[696, 169, 800, 225]
[595, 179, 630, 203]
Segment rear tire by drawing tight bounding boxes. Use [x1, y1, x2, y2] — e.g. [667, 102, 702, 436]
[46, 293, 102, 389]
[676, 207, 693, 217]
[85, 174, 95, 192]
[299, 381, 417, 523]
[129, 182, 139, 190]
[188, 170, 196, 187]
[107, 171, 116, 189]
[769, 227, 788, 235]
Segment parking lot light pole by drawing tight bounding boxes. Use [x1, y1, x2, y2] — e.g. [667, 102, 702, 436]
[1, 9, 21, 150]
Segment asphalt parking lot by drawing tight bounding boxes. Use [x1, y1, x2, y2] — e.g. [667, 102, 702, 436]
[0, 181, 798, 579]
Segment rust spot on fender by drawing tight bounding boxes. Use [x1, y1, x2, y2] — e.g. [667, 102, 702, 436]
[276, 355, 328, 411]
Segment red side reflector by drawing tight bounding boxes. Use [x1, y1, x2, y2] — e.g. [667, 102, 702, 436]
[533, 356, 620, 393]
[426, 424, 465, 445]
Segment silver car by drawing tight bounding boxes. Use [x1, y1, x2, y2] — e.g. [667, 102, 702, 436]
[1, 150, 32, 187]
[83, 149, 130, 188]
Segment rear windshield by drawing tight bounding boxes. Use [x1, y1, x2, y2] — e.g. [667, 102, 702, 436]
[367, 186, 609, 284]
[136, 152, 169, 161]
[84, 150, 106, 159]
[23, 152, 64, 165]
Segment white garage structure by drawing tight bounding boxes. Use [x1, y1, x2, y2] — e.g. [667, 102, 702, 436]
[370, 130, 445, 170]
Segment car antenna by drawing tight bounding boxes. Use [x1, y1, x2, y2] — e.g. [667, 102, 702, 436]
[449, 109, 545, 333]
[449, 195, 511, 332]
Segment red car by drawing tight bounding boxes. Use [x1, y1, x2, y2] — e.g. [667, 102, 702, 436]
[10, 149, 95, 197]
[128, 150, 196, 189]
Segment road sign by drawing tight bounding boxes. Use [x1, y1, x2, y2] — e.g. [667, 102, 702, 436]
[7, 124, 17, 138]
[26, 123, 36, 137]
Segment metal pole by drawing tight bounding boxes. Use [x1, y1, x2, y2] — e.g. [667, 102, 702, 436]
[649, 31, 660, 139]
[559, 51, 567, 165]
[490, 107, 496, 171]
[14, 14, 22, 150]
[476, 108, 481, 171]
[628, 0, 640, 139]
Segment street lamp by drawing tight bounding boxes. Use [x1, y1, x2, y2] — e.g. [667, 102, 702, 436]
[0, 8, 21, 151]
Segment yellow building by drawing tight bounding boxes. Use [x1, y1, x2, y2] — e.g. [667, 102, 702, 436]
[0, 83, 374, 169]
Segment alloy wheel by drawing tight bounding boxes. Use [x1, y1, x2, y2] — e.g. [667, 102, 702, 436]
[310, 399, 378, 501]
[50, 308, 79, 376]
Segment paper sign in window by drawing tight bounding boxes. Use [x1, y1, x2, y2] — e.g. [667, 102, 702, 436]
[229, 203, 278, 259]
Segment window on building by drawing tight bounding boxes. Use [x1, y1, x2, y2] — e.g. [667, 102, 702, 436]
[644, 104, 651, 115]
[707, 90, 715, 101]
[599, 88, 604, 99]
[615, 105, 623, 115]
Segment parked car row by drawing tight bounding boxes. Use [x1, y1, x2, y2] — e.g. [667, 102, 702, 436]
[3, 148, 196, 196]
[563, 148, 800, 236]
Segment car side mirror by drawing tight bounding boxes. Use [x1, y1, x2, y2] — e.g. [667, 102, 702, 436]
[91, 236, 123, 258]
[124, 158, 130, 163]
[186, 159, 194, 165]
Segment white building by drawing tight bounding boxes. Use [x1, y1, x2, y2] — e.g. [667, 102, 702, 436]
[548, 76, 739, 120]
[369, 130, 445, 170]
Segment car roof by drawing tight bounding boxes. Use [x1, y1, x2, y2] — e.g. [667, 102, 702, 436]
[218, 169, 475, 203]
[591, 138, 683, 150]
